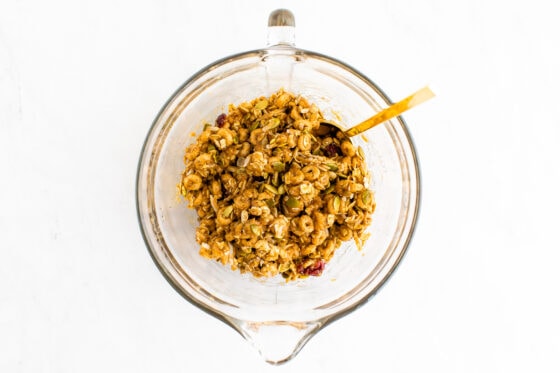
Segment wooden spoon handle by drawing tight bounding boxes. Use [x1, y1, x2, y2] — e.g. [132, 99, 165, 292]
[345, 86, 434, 137]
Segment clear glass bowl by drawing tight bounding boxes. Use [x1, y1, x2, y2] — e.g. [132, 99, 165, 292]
[136, 9, 420, 364]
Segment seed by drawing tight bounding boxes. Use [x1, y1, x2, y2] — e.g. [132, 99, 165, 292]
[277, 185, 286, 195]
[265, 199, 275, 209]
[249, 121, 259, 131]
[250, 224, 261, 236]
[272, 162, 285, 172]
[333, 195, 341, 213]
[263, 184, 278, 194]
[286, 196, 300, 208]
[222, 205, 233, 218]
[267, 117, 281, 130]
[271, 172, 279, 186]
[254, 100, 268, 111]
[326, 163, 338, 171]
[362, 190, 371, 205]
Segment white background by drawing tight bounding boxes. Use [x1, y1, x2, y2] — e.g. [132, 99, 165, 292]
[1, 0, 559, 372]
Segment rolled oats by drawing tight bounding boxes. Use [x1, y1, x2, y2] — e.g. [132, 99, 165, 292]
[179, 89, 376, 281]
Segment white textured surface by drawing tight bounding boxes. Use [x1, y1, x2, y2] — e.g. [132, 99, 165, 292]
[1, 0, 559, 371]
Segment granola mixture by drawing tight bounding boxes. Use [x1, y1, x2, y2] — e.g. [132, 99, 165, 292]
[179, 89, 376, 281]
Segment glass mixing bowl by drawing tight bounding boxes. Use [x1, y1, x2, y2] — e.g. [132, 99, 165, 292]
[136, 9, 420, 364]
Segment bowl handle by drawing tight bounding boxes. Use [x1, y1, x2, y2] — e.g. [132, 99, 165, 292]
[267, 9, 296, 47]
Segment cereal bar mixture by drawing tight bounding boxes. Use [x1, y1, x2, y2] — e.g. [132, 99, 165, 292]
[179, 89, 376, 281]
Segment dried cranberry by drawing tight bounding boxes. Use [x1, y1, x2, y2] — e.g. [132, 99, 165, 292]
[324, 143, 341, 157]
[215, 113, 227, 128]
[297, 259, 326, 276]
